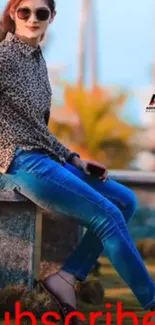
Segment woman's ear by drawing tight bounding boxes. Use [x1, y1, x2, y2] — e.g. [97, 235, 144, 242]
[10, 10, 15, 21]
[49, 10, 56, 23]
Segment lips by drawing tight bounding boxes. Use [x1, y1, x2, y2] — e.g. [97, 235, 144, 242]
[26, 26, 39, 31]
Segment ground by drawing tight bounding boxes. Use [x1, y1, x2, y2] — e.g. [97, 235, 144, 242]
[1, 256, 155, 324]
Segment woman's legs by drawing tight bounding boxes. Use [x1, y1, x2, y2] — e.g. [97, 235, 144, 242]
[2, 148, 155, 310]
[64, 162, 137, 224]
[60, 162, 138, 281]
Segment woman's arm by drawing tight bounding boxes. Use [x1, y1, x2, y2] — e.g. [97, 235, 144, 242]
[44, 110, 80, 163]
[0, 49, 12, 92]
[47, 130, 80, 162]
[44, 110, 50, 126]
[0, 50, 80, 164]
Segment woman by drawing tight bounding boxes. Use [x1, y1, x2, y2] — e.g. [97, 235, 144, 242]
[0, 0, 155, 323]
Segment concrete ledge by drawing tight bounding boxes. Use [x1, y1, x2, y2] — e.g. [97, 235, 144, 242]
[0, 190, 30, 201]
[0, 190, 42, 290]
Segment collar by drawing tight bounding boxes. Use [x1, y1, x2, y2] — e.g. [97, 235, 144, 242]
[5, 32, 42, 57]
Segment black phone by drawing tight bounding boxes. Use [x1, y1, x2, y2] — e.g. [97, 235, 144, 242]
[87, 163, 106, 177]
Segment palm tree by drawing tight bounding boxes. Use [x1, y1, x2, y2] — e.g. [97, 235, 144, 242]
[77, 0, 98, 88]
[77, 0, 89, 86]
[47, 1, 140, 169]
[48, 84, 139, 169]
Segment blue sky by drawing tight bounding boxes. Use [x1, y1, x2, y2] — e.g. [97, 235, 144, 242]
[45, 0, 154, 88]
[0, 0, 154, 124]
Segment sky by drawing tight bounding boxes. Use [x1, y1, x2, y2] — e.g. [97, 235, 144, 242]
[0, 0, 154, 125]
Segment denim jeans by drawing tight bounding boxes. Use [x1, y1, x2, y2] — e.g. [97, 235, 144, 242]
[1, 146, 155, 309]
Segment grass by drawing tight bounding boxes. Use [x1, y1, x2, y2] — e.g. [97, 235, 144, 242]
[1, 256, 155, 324]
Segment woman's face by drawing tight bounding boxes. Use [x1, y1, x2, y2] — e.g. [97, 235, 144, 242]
[10, 0, 55, 42]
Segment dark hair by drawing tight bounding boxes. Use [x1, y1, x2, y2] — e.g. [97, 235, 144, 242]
[0, 0, 56, 42]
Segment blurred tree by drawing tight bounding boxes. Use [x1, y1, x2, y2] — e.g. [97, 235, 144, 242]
[48, 84, 140, 169]
[36, 1, 140, 170]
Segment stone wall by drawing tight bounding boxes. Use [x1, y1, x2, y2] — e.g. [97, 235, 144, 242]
[42, 211, 80, 263]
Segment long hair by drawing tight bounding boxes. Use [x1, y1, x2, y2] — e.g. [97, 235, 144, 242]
[0, 0, 56, 42]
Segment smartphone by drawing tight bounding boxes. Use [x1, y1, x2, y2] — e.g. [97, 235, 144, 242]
[87, 162, 106, 177]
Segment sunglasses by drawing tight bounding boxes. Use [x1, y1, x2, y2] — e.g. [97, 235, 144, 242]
[17, 7, 51, 21]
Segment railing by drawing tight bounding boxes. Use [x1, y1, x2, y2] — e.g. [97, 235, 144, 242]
[109, 169, 155, 185]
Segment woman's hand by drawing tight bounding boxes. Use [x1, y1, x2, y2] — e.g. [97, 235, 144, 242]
[71, 157, 108, 181]
[71, 156, 91, 175]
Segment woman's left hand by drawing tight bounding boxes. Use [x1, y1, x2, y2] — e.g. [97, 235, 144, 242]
[71, 157, 108, 181]
[71, 156, 91, 175]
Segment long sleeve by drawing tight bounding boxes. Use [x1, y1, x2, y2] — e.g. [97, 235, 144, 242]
[50, 132, 72, 160]
[0, 48, 14, 94]
[44, 110, 50, 126]
[0, 32, 81, 173]
[44, 110, 80, 162]
[52, 136, 80, 162]
[45, 127, 80, 162]
[43, 110, 78, 161]
[0, 51, 8, 92]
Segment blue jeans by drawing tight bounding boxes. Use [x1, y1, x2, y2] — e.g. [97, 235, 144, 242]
[1, 147, 155, 309]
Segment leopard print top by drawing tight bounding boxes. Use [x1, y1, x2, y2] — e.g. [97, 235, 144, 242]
[0, 32, 74, 174]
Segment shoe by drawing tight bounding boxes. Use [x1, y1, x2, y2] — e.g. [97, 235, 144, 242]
[36, 279, 82, 325]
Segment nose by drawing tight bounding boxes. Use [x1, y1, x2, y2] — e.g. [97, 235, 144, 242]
[28, 12, 38, 23]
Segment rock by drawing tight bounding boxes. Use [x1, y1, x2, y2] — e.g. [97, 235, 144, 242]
[136, 238, 155, 259]
[76, 279, 104, 305]
[42, 213, 80, 263]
